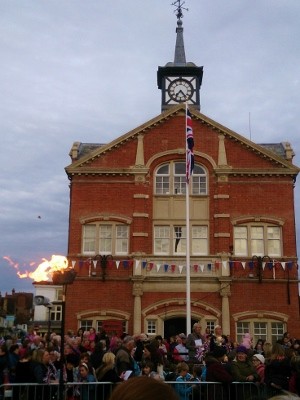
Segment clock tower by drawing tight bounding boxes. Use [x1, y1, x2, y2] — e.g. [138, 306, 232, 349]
[157, 2, 203, 111]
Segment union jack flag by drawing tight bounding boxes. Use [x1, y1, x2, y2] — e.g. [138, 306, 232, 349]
[186, 107, 194, 183]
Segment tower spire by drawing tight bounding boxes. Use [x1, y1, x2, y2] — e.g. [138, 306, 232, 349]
[171, 0, 188, 65]
[157, 1, 203, 111]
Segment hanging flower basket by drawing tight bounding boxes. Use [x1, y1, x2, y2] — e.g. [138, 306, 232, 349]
[52, 269, 77, 285]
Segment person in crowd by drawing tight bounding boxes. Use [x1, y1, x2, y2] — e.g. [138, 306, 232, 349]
[88, 327, 96, 342]
[289, 355, 300, 396]
[97, 328, 110, 350]
[96, 352, 122, 399]
[77, 362, 97, 400]
[141, 360, 162, 380]
[18, 337, 30, 359]
[268, 393, 300, 400]
[108, 331, 121, 353]
[263, 341, 273, 361]
[8, 343, 20, 383]
[90, 340, 105, 370]
[175, 361, 194, 400]
[108, 375, 179, 400]
[206, 346, 233, 400]
[0, 343, 10, 400]
[78, 351, 96, 378]
[206, 346, 233, 382]
[173, 334, 189, 362]
[209, 325, 229, 352]
[241, 333, 253, 350]
[230, 345, 259, 382]
[252, 354, 265, 383]
[254, 339, 265, 355]
[186, 322, 206, 363]
[168, 336, 177, 362]
[76, 328, 84, 343]
[265, 342, 292, 392]
[65, 353, 79, 400]
[96, 351, 121, 381]
[133, 333, 147, 364]
[142, 341, 164, 374]
[155, 335, 168, 360]
[30, 335, 44, 351]
[31, 348, 56, 400]
[291, 340, 300, 356]
[13, 349, 36, 400]
[278, 332, 293, 349]
[115, 335, 137, 377]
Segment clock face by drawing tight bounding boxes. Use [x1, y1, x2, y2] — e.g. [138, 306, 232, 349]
[167, 78, 194, 102]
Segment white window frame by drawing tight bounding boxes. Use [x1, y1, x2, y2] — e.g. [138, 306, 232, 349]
[154, 224, 208, 256]
[82, 223, 129, 256]
[80, 320, 93, 331]
[50, 305, 62, 322]
[233, 224, 282, 257]
[236, 320, 285, 344]
[147, 320, 157, 335]
[155, 162, 207, 196]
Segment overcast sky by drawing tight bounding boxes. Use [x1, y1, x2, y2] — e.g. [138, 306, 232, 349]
[1, 0, 300, 294]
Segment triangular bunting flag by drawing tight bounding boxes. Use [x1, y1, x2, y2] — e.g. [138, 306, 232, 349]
[142, 261, 147, 269]
[164, 264, 169, 272]
[156, 263, 161, 272]
[135, 259, 140, 269]
[200, 264, 205, 272]
[178, 265, 184, 274]
[171, 264, 176, 273]
[72, 260, 76, 268]
[222, 260, 227, 270]
[193, 264, 198, 272]
[93, 260, 97, 268]
[123, 260, 129, 268]
[241, 262, 246, 270]
[116, 261, 120, 269]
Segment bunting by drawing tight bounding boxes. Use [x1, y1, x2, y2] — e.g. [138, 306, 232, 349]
[70, 258, 297, 278]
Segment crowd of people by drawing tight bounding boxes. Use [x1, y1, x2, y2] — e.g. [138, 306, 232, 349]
[0, 324, 300, 400]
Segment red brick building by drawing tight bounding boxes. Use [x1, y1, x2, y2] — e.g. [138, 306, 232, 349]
[64, 10, 299, 343]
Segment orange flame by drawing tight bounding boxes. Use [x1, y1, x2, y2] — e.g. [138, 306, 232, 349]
[4, 255, 69, 282]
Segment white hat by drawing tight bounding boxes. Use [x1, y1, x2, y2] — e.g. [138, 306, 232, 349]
[253, 354, 265, 364]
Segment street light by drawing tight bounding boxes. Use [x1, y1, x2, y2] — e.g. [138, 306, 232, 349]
[33, 296, 53, 342]
[251, 255, 271, 283]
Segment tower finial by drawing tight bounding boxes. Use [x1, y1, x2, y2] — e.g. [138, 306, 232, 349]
[171, 0, 188, 20]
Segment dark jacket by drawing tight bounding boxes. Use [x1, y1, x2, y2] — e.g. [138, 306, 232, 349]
[265, 357, 291, 390]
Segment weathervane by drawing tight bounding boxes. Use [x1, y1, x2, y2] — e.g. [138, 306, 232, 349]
[171, 0, 188, 20]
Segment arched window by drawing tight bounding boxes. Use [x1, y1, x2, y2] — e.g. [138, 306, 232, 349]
[155, 161, 207, 195]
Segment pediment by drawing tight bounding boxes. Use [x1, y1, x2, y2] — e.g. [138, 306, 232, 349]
[65, 104, 299, 177]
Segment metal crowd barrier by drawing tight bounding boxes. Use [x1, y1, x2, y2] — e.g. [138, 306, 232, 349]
[0, 381, 115, 400]
[0, 381, 288, 400]
[165, 381, 282, 400]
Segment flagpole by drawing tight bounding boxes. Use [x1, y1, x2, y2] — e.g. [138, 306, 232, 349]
[185, 103, 191, 335]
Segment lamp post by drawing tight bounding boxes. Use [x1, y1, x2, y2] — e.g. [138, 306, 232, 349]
[251, 255, 271, 283]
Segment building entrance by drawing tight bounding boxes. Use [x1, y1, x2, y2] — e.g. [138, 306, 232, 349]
[164, 317, 197, 339]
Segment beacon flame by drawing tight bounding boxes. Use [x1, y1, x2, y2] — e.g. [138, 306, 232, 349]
[13, 255, 69, 282]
